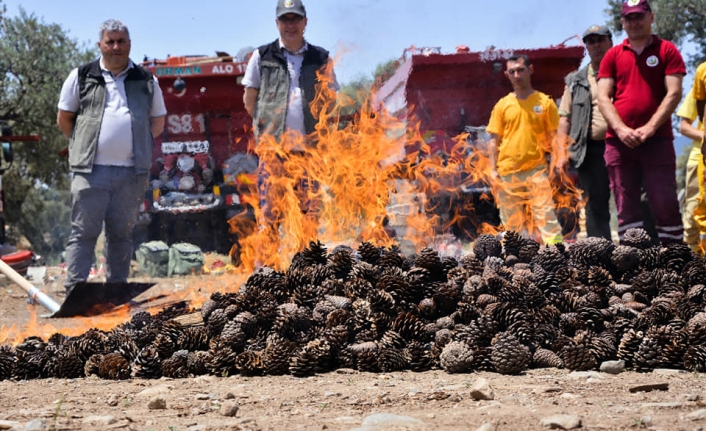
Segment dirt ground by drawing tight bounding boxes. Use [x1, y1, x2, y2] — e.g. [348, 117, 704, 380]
[1, 262, 706, 431]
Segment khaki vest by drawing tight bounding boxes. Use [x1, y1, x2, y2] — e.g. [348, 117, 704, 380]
[69, 59, 154, 174]
[564, 66, 592, 167]
[253, 40, 329, 142]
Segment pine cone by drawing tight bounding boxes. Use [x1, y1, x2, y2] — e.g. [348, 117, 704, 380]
[473, 234, 502, 262]
[560, 341, 597, 371]
[133, 345, 162, 379]
[684, 345, 706, 372]
[617, 329, 643, 368]
[502, 230, 525, 259]
[98, 352, 131, 380]
[235, 350, 264, 376]
[377, 348, 409, 372]
[177, 327, 209, 352]
[84, 353, 104, 377]
[611, 245, 640, 273]
[0, 346, 15, 381]
[533, 245, 567, 272]
[621, 228, 653, 250]
[491, 332, 530, 375]
[533, 348, 564, 368]
[439, 341, 474, 373]
[358, 242, 382, 265]
[187, 351, 212, 376]
[407, 341, 433, 372]
[327, 246, 355, 280]
[162, 350, 190, 378]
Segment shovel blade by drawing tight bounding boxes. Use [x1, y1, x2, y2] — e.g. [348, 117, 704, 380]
[50, 281, 156, 318]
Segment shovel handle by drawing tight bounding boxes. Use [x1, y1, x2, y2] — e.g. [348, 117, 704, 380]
[0, 257, 60, 314]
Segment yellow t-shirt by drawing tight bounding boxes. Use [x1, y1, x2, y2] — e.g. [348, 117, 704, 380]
[693, 61, 706, 102]
[487, 91, 559, 176]
[676, 90, 704, 149]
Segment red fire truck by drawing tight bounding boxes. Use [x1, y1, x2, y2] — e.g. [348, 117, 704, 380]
[138, 54, 257, 255]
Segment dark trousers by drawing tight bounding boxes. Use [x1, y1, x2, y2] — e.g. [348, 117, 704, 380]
[605, 137, 683, 244]
[577, 140, 612, 240]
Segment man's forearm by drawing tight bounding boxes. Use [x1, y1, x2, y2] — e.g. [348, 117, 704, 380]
[557, 116, 570, 138]
[645, 91, 681, 132]
[243, 87, 258, 117]
[679, 119, 704, 142]
[150, 115, 165, 138]
[56, 110, 76, 138]
[487, 136, 499, 173]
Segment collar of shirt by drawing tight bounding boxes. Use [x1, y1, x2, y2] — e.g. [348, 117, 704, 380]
[99, 57, 134, 77]
[278, 39, 308, 55]
[621, 34, 658, 52]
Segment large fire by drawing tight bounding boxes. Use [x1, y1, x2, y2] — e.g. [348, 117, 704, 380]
[231, 60, 582, 270]
[0, 57, 582, 344]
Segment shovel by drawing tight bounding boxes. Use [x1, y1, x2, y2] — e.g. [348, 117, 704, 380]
[0, 258, 155, 318]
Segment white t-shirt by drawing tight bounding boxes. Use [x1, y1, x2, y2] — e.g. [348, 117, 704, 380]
[58, 59, 167, 167]
[242, 40, 338, 137]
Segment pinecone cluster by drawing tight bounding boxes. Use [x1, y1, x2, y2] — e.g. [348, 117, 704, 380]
[1, 230, 706, 381]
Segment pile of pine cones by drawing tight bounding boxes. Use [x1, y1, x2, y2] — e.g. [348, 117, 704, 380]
[1, 227, 706, 381]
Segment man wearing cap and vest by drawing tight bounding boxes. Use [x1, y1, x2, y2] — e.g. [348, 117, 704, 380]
[242, 0, 337, 239]
[597, 0, 685, 244]
[487, 54, 564, 245]
[558, 25, 614, 240]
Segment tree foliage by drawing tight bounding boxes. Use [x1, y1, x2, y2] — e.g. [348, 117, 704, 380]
[338, 58, 401, 116]
[0, 2, 95, 257]
[605, 0, 706, 67]
[13, 187, 71, 265]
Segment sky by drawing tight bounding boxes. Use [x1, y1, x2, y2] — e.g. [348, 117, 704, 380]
[3, 0, 621, 84]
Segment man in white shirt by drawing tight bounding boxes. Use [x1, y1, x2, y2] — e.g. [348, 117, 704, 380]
[242, 0, 337, 242]
[57, 19, 166, 292]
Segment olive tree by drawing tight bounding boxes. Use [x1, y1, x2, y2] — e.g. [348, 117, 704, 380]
[0, 2, 95, 259]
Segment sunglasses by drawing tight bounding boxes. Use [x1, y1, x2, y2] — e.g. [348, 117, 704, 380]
[278, 15, 304, 23]
[584, 36, 608, 45]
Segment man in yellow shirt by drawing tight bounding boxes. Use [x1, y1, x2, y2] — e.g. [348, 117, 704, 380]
[695, 61, 706, 133]
[487, 54, 563, 244]
[675, 90, 705, 252]
[690, 61, 706, 253]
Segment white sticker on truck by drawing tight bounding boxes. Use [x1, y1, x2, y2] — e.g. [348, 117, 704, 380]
[162, 141, 210, 154]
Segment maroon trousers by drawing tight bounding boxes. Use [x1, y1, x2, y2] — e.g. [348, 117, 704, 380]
[605, 137, 683, 244]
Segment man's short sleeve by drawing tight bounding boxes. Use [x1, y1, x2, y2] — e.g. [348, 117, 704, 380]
[486, 100, 504, 138]
[558, 85, 572, 117]
[57, 68, 80, 112]
[693, 62, 706, 102]
[597, 47, 616, 80]
[151, 76, 167, 117]
[663, 41, 687, 76]
[676, 91, 698, 122]
[241, 49, 261, 89]
[546, 98, 560, 131]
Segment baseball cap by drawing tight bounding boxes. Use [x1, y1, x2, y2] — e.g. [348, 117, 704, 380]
[277, 0, 307, 18]
[621, 0, 651, 17]
[582, 25, 612, 42]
